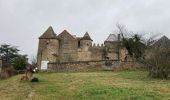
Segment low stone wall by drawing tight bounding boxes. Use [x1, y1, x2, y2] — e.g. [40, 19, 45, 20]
[48, 60, 120, 72]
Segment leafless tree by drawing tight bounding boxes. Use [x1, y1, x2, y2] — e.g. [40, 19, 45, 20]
[145, 48, 170, 79]
[30, 55, 37, 69]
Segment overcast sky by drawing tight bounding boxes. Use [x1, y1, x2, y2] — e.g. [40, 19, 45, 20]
[0, 0, 170, 59]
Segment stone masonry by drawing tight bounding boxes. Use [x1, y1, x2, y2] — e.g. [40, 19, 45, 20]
[37, 26, 128, 70]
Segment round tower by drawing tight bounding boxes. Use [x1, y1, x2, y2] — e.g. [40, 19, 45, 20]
[80, 32, 93, 51]
[37, 26, 59, 70]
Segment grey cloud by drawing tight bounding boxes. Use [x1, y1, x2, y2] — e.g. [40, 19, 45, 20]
[0, 0, 170, 59]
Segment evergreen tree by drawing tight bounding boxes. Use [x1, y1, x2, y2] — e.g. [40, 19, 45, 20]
[0, 44, 19, 64]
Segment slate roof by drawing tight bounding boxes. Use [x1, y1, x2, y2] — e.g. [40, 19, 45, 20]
[153, 35, 170, 48]
[81, 32, 93, 41]
[57, 30, 76, 39]
[105, 34, 118, 42]
[39, 26, 56, 39]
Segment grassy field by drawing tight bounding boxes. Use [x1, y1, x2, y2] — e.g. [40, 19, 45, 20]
[1, 70, 170, 100]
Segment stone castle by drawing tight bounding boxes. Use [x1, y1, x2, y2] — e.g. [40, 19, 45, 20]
[37, 26, 127, 70]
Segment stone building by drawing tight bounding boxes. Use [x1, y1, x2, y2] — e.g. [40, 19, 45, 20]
[153, 35, 170, 48]
[37, 26, 127, 70]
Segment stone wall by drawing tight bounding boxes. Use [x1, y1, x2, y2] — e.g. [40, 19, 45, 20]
[90, 46, 104, 61]
[77, 50, 92, 61]
[58, 31, 78, 62]
[48, 60, 120, 72]
[37, 39, 59, 69]
[37, 28, 128, 70]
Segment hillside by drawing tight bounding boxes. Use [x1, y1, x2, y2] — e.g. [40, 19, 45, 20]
[0, 71, 170, 100]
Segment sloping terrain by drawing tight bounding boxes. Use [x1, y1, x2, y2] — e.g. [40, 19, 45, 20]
[0, 71, 170, 100]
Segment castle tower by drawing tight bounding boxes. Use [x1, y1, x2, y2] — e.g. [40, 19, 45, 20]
[37, 26, 59, 70]
[77, 32, 93, 61]
[80, 32, 93, 51]
[104, 34, 120, 60]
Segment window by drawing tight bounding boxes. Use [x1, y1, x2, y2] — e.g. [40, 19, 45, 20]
[78, 41, 81, 48]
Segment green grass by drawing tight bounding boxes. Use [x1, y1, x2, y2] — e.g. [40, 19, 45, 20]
[1, 70, 170, 100]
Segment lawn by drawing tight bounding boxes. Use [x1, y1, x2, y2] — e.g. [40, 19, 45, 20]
[0, 70, 170, 100]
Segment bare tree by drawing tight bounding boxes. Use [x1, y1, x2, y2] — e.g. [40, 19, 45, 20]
[116, 24, 146, 61]
[30, 55, 37, 69]
[145, 48, 170, 79]
[116, 24, 126, 39]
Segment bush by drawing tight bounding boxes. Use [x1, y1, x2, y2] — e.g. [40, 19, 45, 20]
[12, 56, 27, 70]
[31, 77, 39, 82]
[145, 48, 170, 79]
[0, 64, 16, 79]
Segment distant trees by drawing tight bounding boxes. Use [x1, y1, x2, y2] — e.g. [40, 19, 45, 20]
[116, 24, 146, 61]
[122, 34, 146, 61]
[116, 24, 170, 79]
[12, 55, 28, 70]
[0, 44, 28, 70]
[30, 55, 37, 69]
[0, 44, 19, 64]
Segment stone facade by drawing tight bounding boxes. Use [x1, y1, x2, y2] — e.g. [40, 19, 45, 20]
[37, 26, 128, 70]
[48, 60, 120, 72]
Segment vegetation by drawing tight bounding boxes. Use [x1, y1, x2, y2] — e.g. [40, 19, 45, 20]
[0, 44, 28, 79]
[122, 34, 146, 60]
[30, 55, 37, 69]
[1, 71, 170, 100]
[0, 65, 15, 79]
[116, 24, 170, 79]
[0, 44, 28, 71]
[12, 55, 27, 70]
[0, 44, 19, 64]
[117, 24, 146, 61]
[145, 48, 170, 79]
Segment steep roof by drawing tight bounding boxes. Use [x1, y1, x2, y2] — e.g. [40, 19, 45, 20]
[81, 32, 93, 41]
[105, 34, 118, 42]
[57, 30, 76, 39]
[153, 35, 170, 48]
[39, 26, 56, 39]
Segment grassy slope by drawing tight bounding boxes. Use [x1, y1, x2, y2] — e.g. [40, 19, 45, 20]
[0, 71, 170, 100]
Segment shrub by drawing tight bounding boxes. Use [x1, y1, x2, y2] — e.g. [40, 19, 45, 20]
[31, 77, 39, 82]
[12, 56, 27, 70]
[145, 48, 170, 79]
[0, 64, 16, 79]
